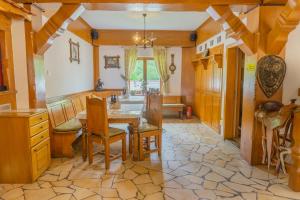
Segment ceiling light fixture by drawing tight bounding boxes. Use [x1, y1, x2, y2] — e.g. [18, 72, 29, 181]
[133, 13, 157, 49]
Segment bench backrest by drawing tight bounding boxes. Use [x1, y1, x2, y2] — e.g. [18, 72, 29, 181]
[163, 96, 182, 104]
[47, 101, 68, 128]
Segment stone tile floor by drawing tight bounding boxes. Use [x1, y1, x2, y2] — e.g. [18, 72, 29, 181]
[1, 122, 300, 200]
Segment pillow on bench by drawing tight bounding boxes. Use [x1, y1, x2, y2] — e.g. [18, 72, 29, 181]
[54, 118, 82, 132]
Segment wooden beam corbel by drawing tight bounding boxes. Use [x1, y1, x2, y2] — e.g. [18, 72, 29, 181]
[0, 0, 31, 20]
[34, 4, 85, 55]
[206, 5, 255, 55]
[266, 0, 300, 54]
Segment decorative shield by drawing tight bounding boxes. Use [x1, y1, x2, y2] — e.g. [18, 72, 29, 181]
[256, 55, 286, 98]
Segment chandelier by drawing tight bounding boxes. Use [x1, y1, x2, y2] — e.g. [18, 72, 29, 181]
[133, 13, 157, 49]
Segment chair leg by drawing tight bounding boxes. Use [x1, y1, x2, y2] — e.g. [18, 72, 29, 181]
[158, 133, 162, 157]
[139, 135, 145, 161]
[122, 135, 127, 161]
[104, 140, 110, 170]
[129, 131, 132, 154]
[88, 135, 93, 164]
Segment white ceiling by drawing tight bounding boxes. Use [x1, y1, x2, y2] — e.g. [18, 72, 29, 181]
[81, 11, 209, 31]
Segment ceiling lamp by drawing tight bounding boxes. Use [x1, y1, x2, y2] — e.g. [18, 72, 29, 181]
[133, 13, 157, 49]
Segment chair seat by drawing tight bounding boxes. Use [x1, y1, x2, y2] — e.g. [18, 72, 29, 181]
[163, 103, 185, 108]
[139, 122, 159, 133]
[54, 118, 82, 132]
[109, 127, 125, 137]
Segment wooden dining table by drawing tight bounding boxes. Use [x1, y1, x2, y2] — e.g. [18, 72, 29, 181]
[76, 104, 142, 161]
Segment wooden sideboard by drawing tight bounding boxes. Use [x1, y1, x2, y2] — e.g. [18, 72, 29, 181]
[0, 109, 51, 183]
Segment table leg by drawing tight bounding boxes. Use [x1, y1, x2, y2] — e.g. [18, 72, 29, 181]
[131, 121, 139, 161]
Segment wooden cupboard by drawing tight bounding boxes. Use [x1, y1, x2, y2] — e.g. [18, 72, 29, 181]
[193, 45, 223, 133]
[0, 109, 51, 183]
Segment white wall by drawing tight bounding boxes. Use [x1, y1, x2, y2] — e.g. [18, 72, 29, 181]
[44, 31, 93, 98]
[11, 19, 29, 109]
[99, 45, 182, 94]
[166, 47, 182, 95]
[99, 45, 126, 89]
[283, 24, 300, 104]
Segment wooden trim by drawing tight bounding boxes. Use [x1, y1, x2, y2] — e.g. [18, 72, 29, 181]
[68, 17, 93, 44]
[34, 4, 85, 55]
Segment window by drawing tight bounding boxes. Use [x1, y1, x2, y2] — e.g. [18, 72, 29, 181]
[130, 58, 160, 96]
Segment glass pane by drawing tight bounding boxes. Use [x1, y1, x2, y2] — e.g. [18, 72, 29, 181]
[146, 60, 160, 91]
[130, 60, 144, 96]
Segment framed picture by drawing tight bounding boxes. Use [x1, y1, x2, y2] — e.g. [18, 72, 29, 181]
[104, 56, 120, 69]
[69, 39, 80, 64]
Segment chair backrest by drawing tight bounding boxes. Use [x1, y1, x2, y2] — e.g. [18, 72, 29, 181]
[146, 93, 163, 129]
[86, 97, 109, 138]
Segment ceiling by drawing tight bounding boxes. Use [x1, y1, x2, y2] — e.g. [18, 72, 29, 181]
[81, 11, 209, 30]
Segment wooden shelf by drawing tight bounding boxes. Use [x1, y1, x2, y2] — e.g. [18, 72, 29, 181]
[192, 53, 223, 70]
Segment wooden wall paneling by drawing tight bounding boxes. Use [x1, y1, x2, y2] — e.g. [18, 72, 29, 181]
[181, 47, 195, 108]
[34, 4, 85, 55]
[93, 45, 100, 88]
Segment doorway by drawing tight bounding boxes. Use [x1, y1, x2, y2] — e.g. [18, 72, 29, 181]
[224, 47, 245, 146]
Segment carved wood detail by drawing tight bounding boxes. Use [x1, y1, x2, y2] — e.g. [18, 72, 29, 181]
[34, 4, 85, 55]
[267, 0, 300, 54]
[207, 5, 255, 55]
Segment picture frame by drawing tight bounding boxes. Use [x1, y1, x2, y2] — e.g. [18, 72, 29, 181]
[69, 39, 80, 64]
[104, 56, 120, 69]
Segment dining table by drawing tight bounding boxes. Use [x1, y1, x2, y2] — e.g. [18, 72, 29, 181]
[76, 103, 143, 161]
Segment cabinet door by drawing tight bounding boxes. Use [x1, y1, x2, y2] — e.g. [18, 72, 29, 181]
[31, 138, 51, 181]
[212, 95, 221, 132]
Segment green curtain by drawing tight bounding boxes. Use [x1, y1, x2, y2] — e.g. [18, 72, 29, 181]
[124, 47, 137, 93]
[153, 46, 169, 94]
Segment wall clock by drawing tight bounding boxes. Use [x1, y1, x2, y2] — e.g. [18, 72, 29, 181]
[169, 54, 176, 74]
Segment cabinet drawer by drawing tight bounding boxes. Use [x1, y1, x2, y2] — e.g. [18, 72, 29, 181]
[31, 138, 51, 181]
[29, 112, 48, 127]
[30, 121, 49, 137]
[31, 130, 49, 147]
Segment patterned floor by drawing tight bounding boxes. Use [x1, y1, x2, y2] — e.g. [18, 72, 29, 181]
[1, 123, 300, 200]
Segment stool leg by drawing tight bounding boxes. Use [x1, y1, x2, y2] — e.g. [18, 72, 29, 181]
[122, 134, 127, 161]
[139, 135, 145, 161]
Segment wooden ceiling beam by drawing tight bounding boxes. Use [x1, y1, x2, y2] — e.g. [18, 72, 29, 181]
[207, 5, 255, 55]
[93, 29, 194, 47]
[34, 4, 85, 55]
[16, 0, 260, 4]
[266, 0, 300, 54]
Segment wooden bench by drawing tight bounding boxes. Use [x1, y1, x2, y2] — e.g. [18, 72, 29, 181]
[46, 90, 124, 158]
[163, 96, 185, 119]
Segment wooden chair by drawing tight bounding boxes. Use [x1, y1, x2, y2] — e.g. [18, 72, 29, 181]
[86, 97, 126, 169]
[130, 93, 163, 160]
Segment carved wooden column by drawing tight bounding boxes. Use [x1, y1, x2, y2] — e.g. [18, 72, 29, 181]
[289, 109, 300, 191]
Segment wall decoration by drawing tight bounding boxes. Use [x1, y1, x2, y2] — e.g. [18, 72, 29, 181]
[256, 55, 286, 98]
[69, 39, 80, 64]
[169, 54, 176, 74]
[104, 56, 120, 69]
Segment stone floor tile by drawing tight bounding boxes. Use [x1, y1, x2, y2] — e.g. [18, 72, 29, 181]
[223, 182, 255, 193]
[53, 186, 75, 194]
[195, 188, 217, 200]
[164, 188, 198, 200]
[51, 180, 72, 187]
[136, 183, 161, 195]
[144, 192, 164, 200]
[123, 169, 138, 180]
[51, 194, 72, 200]
[91, 188, 118, 198]
[203, 180, 217, 190]
[242, 192, 257, 200]
[73, 188, 95, 200]
[24, 188, 56, 200]
[268, 184, 300, 200]
[73, 179, 101, 189]
[230, 173, 256, 185]
[205, 172, 226, 182]
[1, 188, 23, 200]
[22, 183, 40, 190]
[133, 174, 152, 185]
[115, 180, 138, 199]
[39, 174, 58, 182]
